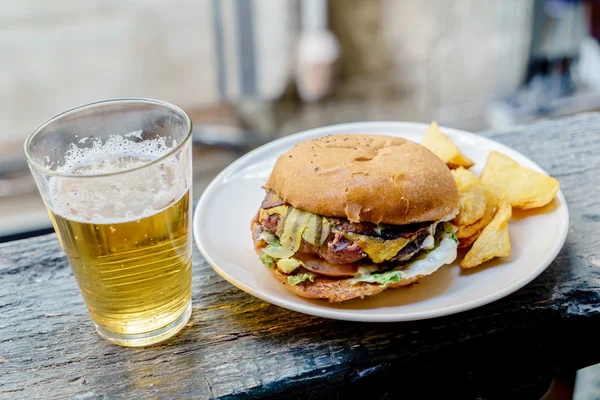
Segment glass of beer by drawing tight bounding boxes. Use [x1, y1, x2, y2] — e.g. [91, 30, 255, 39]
[24, 98, 193, 347]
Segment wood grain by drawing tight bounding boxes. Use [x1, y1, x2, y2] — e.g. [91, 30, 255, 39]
[1, 114, 599, 399]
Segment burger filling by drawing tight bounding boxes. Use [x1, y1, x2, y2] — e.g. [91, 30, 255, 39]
[254, 191, 458, 286]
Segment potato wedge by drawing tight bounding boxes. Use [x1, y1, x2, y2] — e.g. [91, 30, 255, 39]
[480, 151, 559, 209]
[456, 186, 498, 239]
[421, 121, 474, 169]
[458, 232, 480, 248]
[461, 197, 512, 268]
[451, 167, 487, 226]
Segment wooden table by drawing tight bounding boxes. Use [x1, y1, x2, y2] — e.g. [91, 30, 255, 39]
[1, 114, 599, 399]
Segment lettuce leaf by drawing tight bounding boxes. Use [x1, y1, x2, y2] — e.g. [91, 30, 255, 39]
[443, 221, 458, 234]
[351, 270, 403, 287]
[258, 230, 279, 246]
[258, 231, 295, 259]
[449, 232, 459, 245]
[442, 222, 459, 244]
[288, 272, 316, 286]
[260, 251, 275, 268]
[349, 229, 458, 286]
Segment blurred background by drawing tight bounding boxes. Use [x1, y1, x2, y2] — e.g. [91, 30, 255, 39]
[1, 0, 599, 225]
[2, 0, 599, 395]
[0, 0, 598, 233]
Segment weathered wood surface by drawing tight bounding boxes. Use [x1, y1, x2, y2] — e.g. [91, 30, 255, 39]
[1, 114, 599, 399]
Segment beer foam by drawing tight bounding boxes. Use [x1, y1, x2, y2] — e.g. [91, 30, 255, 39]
[47, 134, 188, 224]
[57, 132, 174, 174]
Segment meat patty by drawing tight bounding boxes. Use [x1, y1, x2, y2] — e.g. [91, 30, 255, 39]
[262, 213, 282, 234]
[330, 218, 432, 240]
[257, 191, 437, 266]
[300, 233, 367, 265]
[394, 233, 427, 261]
[260, 213, 366, 264]
[261, 191, 435, 239]
[258, 212, 432, 265]
[325, 233, 366, 263]
[261, 191, 285, 209]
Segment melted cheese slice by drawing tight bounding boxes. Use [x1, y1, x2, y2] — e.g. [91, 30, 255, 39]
[343, 232, 408, 263]
[259, 205, 289, 221]
[260, 205, 411, 264]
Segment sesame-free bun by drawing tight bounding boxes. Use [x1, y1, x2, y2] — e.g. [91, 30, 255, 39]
[264, 134, 459, 225]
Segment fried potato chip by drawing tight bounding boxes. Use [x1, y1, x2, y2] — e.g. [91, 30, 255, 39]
[451, 167, 487, 226]
[456, 186, 498, 239]
[461, 197, 512, 268]
[458, 232, 480, 248]
[421, 121, 475, 169]
[480, 151, 559, 209]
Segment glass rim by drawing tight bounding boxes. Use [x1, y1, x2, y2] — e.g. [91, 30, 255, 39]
[23, 97, 193, 179]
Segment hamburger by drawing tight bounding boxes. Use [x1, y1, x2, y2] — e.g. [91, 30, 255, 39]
[251, 134, 460, 302]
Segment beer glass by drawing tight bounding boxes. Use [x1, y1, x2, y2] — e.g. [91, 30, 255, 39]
[24, 99, 193, 347]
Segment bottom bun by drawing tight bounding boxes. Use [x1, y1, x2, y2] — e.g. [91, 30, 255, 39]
[251, 221, 424, 302]
[265, 254, 424, 302]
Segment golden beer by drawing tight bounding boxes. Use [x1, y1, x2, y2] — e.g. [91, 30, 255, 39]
[45, 151, 193, 346]
[49, 192, 191, 339]
[26, 98, 193, 346]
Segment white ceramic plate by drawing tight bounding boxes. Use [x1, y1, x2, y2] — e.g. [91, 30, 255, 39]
[193, 122, 569, 322]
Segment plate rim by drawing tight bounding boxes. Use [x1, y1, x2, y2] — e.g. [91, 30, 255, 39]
[193, 121, 569, 322]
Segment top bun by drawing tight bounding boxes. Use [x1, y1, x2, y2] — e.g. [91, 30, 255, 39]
[264, 134, 459, 225]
